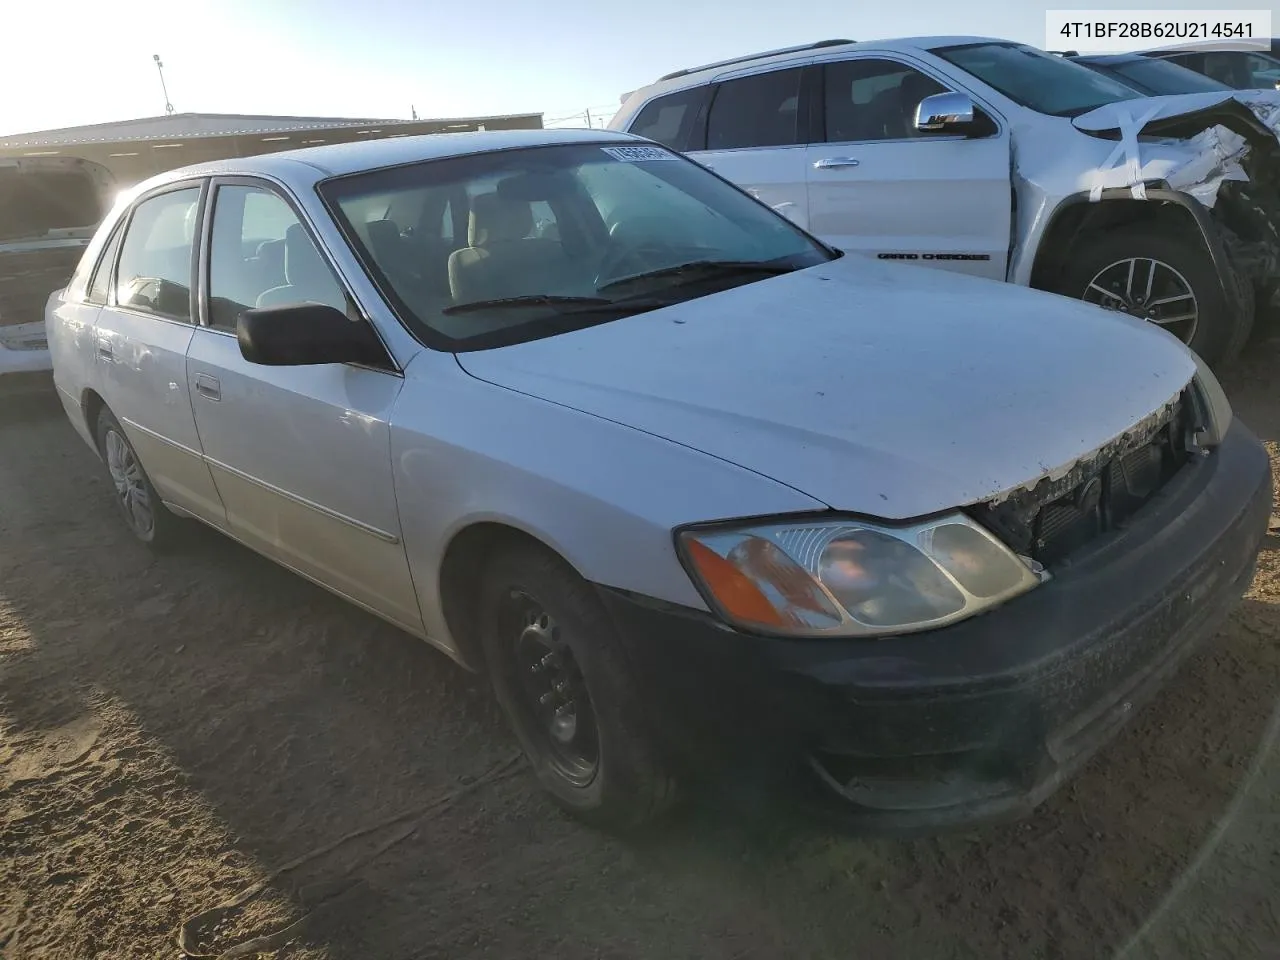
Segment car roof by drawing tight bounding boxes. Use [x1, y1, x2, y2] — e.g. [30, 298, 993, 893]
[1137, 41, 1280, 57]
[631, 35, 1008, 95]
[129, 128, 642, 193]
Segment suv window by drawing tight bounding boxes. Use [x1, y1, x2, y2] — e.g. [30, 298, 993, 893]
[706, 68, 804, 150]
[114, 187, 201, 321]
[628, 87, 709, 151]
[207, 184, 346, 330]
[86, 224, 124, 305]
[824, 59, 950, 142]
[1195, 51, 1280, 88]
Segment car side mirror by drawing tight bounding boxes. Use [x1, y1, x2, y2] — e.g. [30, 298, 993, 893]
[915, 92, 978, 134]
[237, 303, 387, 367]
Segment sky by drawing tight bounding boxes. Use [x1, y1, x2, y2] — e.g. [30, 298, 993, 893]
[1, 0, 1270, 136]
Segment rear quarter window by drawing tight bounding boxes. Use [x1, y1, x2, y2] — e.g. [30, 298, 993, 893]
[627, 87, 709, 151]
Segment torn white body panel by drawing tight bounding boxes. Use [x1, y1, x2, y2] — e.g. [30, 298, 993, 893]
[1008, 91, 1280, 287]
[1068, 90, 1280, 208]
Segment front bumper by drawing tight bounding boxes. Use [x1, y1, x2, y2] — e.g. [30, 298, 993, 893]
[596, 421, 1272, 831]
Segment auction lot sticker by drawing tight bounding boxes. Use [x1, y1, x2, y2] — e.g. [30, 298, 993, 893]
[601, 145, 674, 162]
[1045, 9, 1271, 52]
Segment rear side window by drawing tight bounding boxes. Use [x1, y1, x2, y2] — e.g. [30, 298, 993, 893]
[85, 224, 124, 305]
[706, 68, 804, 151]
[114, 186, 202, 322]
[628, 87, 709, 150]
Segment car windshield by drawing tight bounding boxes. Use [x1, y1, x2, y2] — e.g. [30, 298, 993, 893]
[1102, 57, 1234, 95]
[320, 142, 833, 350]
[934, 42, 1142, 117]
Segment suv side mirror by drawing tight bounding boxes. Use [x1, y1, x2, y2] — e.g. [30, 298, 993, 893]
[237, 303, 387, 367]
[915, 92, 978, 134]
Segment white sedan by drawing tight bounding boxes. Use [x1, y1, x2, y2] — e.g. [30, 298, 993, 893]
[47, 129, 1271, 831]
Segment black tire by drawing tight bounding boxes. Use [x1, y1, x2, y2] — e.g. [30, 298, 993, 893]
[479, 543, 677, 831]
[1059, 226, 1251, 368]
[94, 407, 183, 549]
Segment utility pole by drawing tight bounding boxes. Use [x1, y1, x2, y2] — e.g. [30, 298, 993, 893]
[584, 107, 593, 129]
[411, 104, 419, 120]
[153, 54, 175, 115]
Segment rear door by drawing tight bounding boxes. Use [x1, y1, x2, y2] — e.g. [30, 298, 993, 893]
[804, 56, 1012, 280]
[93, 181, 226, 524]
[686, 66, 813, 228]
[185, 178, 422, 633]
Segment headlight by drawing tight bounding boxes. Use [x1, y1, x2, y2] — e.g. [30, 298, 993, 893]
[678, 514, 1044, 638]
[1191, 353, 1232, 446]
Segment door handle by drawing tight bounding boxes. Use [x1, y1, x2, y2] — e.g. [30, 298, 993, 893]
[96, 337, 113, 361]
[813, 157, 860, 169]
[194, 373, 221, 402]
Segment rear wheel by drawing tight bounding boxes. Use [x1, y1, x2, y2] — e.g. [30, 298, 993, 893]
[479, 543, 677, 831]
[1060, 227, 1249, 367]
[94, 407, 182, 548]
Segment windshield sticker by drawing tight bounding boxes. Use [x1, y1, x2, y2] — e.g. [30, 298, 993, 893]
[600, 145, 674, 162]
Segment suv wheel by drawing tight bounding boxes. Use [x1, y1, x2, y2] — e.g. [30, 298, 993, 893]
[1060, 227, 1251, 367]
[479, 543, 677, 831]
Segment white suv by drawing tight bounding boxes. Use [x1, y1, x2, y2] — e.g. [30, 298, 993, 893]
[610, 37, 1280, 368]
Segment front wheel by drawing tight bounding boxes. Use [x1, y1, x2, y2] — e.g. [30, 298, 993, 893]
[479, 544, 677, 831]
[1059, 227, 1251, 368]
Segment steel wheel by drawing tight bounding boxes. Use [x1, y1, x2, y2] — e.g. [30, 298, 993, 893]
[1082, 256, 1199, 344]
[103, 426, 155, 539]
[504, 591, 599, 787]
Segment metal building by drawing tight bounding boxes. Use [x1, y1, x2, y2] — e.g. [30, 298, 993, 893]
[0, 111, 545, 186]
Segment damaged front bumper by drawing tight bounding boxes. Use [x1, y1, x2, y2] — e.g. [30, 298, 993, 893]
[596, 421, 1271, 832]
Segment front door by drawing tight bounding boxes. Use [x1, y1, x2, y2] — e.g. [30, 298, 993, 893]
[805, 57, 1012, 280]
[687, 66, 812, 228]
[186, 179, 422, 633]
[93, 181, 226, 524]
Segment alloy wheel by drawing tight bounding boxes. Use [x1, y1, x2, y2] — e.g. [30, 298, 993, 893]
[104, 428, 154, 539]
[1082, 257, 1199, 344]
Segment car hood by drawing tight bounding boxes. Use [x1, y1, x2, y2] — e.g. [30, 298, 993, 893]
[455, 256, 1197, 519]
[1072, 90, 1280, 136]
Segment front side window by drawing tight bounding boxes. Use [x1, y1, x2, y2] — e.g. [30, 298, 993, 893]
[705, 68, 804, 150]
[628, 87, 709, 151]
[824, 59, 950, 142]
[114, 186, 202, 321]
[207, 184, 346, 330]
[321, 142, 833, 351]
[934, 42, 1140, 117]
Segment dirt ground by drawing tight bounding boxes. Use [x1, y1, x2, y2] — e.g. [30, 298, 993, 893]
[2, 341, 1279, 960]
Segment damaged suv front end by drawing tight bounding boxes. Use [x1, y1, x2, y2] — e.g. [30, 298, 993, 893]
[940, 41, 1280, 366]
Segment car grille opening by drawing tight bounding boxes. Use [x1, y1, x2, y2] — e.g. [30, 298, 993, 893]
[968, 389, 1195, 567]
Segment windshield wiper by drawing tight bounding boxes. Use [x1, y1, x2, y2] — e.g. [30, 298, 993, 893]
[442, 294, 613, 315]
[597, 259, 796, 294]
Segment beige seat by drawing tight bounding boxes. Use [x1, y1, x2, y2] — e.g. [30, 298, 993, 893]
[447, 191, 578, 303]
